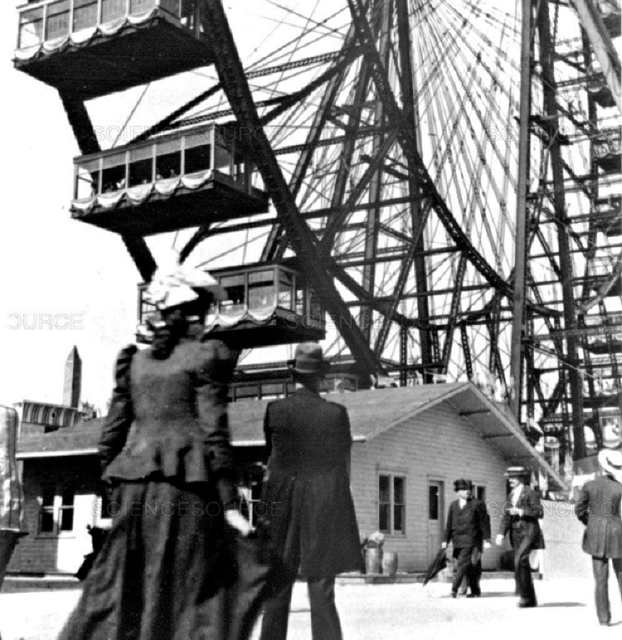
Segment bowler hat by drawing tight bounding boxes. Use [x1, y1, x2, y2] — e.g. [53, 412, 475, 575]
[454, 479, 473, 491]
[598, 448, 622, 483]
[288, 343, 330, 376]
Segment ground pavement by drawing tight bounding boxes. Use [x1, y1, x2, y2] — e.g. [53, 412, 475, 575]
[0, 576, 620, 640]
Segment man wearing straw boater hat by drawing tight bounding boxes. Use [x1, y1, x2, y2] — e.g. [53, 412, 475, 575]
[258, 343, 363, 640]
[495, 466, 543, 608]
[576, 448, 622, 627]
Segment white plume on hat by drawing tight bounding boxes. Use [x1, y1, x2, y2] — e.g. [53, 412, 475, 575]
[145, 259, 226, 310]
[598, 448, 622, 484]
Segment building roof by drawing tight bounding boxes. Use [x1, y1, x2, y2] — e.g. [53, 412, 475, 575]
[16, 382, 566, 488]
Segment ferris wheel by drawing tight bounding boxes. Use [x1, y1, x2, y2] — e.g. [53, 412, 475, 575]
[13, 0, 622, 463]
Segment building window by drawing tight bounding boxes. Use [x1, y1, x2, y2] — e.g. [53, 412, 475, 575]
[428, 483, 440, 521]
[39, 486, 56, 533]
[474, 485, 486, 503]
[38, 484, 75, 535]
[378, 473, 406, 534]
[99, 489, 112, 521]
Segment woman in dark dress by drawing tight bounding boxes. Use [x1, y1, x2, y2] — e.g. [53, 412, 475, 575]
[58, 266, 251, 640]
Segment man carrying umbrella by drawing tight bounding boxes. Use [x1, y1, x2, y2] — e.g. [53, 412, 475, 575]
[442, 479, 491, 598]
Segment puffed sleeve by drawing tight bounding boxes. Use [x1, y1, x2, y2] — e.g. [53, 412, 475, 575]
[98, 345, 137, 473]
[194, 340, 238, 506]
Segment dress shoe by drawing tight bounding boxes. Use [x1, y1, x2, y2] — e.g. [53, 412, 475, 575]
[466, 593, 481, 598]
[598, 622, 610, 627]
[450, 591, 457, 598]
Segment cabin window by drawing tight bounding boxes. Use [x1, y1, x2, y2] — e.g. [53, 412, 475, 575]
[295, 281, 305, 316]
[155, 138, 182, 180]
[130, 0, 156, 15]
[248, 269, 275, 311]
[278, 271, 294, 310]
[73, 0, 98, 31]
[75, 158, 101, 199]
[129, 145, 154, 187]
[102, 152, 127, 193]
[102, 0, 127, 23]
[46, 0, 71, 41]
[220, 274, 246, 315]
[309, 291, 322, 324]
[38, 483, 75, 536]
[379, 473, 406, 534]
[184, 131, 212, 175]
[214, 140, 232, 175]
[18, 7, 44, 48]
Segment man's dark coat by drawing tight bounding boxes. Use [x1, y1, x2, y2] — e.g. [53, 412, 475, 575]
[576, 475, 622, 558]
[499, 484, 544, 606]
[261, 388, 364, 580]
[444, 498, 491, 550]
[499, 485, 544, 549]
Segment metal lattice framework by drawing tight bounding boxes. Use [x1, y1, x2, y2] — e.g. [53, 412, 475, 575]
[16, 0, 621, 465]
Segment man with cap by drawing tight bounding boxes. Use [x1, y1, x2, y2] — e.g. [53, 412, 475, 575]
[575, 448, 622, 627]
[258, 343, 363, 640]
[495, 466, 543, 608]
[442, 479, 491, 598]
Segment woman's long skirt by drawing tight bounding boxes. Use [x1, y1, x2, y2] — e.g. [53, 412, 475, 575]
[58, 479, 234, 640]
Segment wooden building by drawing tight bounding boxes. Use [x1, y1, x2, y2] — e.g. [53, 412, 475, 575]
[9, 382, 564, 576]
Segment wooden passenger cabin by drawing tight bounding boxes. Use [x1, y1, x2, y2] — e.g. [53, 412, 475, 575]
[583, 314, 622, 355]
[14, 0, 214, 99]
[71, 123, 270, 235]
[594, 194, 621, 237]
[593, 130, 622, 175]
[138, 262, 326, 349]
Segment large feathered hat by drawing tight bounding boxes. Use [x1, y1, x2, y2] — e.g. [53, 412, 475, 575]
[145, 262, 226, 311]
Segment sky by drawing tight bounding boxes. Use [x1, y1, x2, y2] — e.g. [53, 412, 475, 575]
[1, 2, 140, 412]
[0, 1, 295, 413]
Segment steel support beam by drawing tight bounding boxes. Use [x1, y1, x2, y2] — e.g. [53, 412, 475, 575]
[537, 0, 586, 459]
[201, 0, 384, 379]
[510, 0, 534, 419]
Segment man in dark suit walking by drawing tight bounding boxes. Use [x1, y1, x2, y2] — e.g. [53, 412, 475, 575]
[496, 466, 543, 608]
[442, 479, 491, 598]
[575, 448, 622, 627]
[258, 343, 363, 640]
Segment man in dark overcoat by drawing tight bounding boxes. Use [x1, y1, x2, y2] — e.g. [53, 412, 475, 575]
[495, 466, 543, 608]
[258, 343, 363, 640]
[442, 479, 491, 598]
[575, 448, 622, 627]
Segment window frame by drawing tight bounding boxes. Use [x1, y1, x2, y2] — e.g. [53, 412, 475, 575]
[37, 482, 76, 537]
[378, 472, 407, 535]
